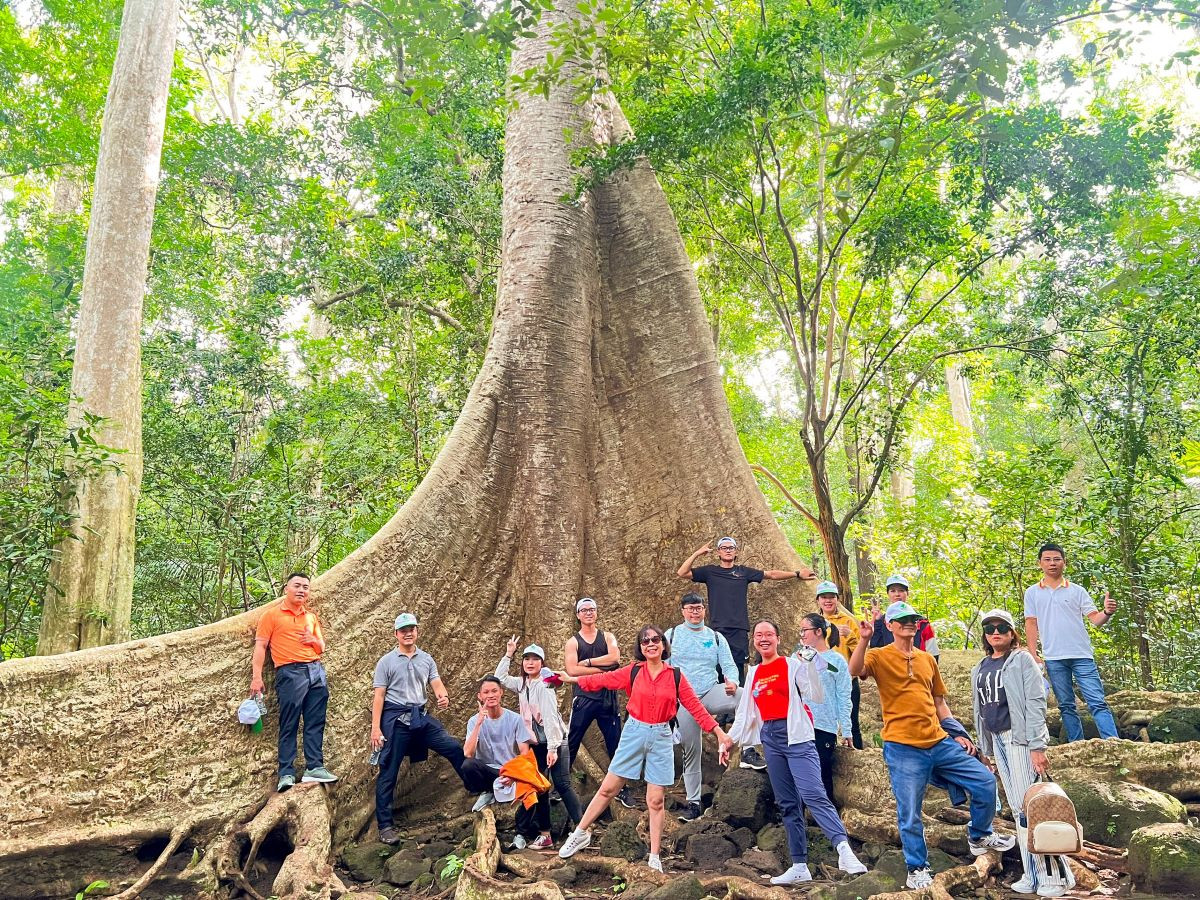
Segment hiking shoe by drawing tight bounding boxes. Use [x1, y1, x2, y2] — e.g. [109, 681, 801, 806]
[1037, 886, 1068, 898]
[677, 801, 703, 822]
[1010, 876, 1036, 895]
[549, 789, 562, 804]
[616, 787, 637, 809]
[769, 863, 811, 885]
[301, 766, 339, 784]
[906, 867, 933, 889]
[511, 834, 527, 850]
[558, 829, 592, 859]
[379, 826, 401, 845]
[277, 775, 295, 792]
[969, 832, 1015, 856]
[836, 841, 867, 875]
[472, 792, 495, 812]
[647, 853, 664, 873]
[739, 747, 768, 770]
[529, 834, 554, 851]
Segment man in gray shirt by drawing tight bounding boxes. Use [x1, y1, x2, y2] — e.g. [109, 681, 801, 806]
[371, 613, 467, 843]
[462, 675, 532, 811]
[1023, 543, 1119, 742]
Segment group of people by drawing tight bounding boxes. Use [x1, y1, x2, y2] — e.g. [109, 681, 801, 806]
[249, 540, 1120, 897]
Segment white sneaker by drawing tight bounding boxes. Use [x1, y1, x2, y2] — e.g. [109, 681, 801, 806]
[969, 832, 1016, 856]
[510, 834, 527, 850]
[558, 829, 592, 859]
[647, 853, 663, 873]
[906, 867, 933, 889]
[770, 863, 812, 885]
[471, 792, 495, 812]
[1037, 886, 1067, 898]
[836, 841, 868, 875]
[1011, 876, 1037, 894]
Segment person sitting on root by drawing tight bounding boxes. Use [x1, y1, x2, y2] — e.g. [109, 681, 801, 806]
[723, 620, 868, 885]
[794, 612, 854, 807]
[850, 601, 1014, 890]
[665, 592, 741, 822]
[495, 636, 583, 849]
[972, 609, 1075, 898]
[462, 676, 532, 812]
[555, 624, 734, 874]
[371, 613, 466, 845]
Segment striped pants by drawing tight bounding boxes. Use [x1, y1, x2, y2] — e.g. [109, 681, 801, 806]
[989, 729, 1073, 892]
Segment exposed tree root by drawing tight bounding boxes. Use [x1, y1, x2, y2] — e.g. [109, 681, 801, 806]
[569, 852, 791, 899]
[457, 807, 565, 900]
[840, 808, 974, 856]
[111, 818, 197, 899]
[869, 851, 1000, 900]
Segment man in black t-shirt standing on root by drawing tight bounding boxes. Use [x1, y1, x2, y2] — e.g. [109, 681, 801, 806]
[678, 535, 816, 769]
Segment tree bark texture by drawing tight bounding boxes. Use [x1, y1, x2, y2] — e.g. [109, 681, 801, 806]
[37, 0, 179, 655]
[1, 2, 813, 895]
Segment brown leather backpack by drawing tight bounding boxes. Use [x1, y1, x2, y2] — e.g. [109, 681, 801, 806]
[1022, 776, 1083, 855]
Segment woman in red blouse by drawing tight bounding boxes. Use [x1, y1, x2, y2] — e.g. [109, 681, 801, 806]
[555, 624, 734, 872]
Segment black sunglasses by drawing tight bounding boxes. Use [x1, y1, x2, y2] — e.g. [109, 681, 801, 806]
[893, 616, 920, 626]
[983, 623, 1013, 635]
[640, 635, 663, 645]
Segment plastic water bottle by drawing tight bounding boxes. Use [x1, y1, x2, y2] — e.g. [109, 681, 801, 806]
[368, 747, 381, 766]
[252, 693, 266, 734]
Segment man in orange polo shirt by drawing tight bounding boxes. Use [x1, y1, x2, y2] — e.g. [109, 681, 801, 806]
[250, 572, 338, 791]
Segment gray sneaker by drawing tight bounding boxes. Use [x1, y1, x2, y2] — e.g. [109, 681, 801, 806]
[969, 832, 1015, 856]
[277, 774, 295, 792]
[379, 826, 401, 845]
[301, 766, 339, 784]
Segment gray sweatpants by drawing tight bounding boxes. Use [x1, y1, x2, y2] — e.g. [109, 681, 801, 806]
[676, 683, 740, 803]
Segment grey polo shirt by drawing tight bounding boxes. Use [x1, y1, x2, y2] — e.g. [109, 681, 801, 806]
[374, 647, 440, 706]
[1023, 579, 1099, 660]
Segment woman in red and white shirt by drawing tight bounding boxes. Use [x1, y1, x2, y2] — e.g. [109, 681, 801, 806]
[556, 624, 733, 873]
[724, 620, 867, 884]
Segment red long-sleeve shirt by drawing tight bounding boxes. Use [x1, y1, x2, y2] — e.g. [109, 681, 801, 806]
[577, 663, 718, 731]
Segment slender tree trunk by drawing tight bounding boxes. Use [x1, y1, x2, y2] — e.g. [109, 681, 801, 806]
[36, 0, 178, 655]
[945, 362, 975, 435]
[1, 3, 812, 896]
[803, 436, 855, 609]
[841, 425, 877, 599]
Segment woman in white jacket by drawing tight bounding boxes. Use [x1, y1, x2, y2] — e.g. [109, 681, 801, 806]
[971, 610, 1074, 898]
[722, 621, 867, 884]
[496, 636, 582, 849]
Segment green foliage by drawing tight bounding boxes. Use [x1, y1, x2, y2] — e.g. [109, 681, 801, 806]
[75, 881, 109, 900]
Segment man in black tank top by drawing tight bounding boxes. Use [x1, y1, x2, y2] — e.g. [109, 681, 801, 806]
[563, 597, 634, 808]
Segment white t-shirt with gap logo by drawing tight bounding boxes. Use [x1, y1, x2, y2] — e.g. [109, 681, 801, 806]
[1023, 580, 1098, 661]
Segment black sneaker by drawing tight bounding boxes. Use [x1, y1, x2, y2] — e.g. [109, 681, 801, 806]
[549, 789, 562, 804]
[677, 802, 703, 822]
[739, 747, 768, 770]
[616, 786, 637, 809]
[379, 826, 401, 845]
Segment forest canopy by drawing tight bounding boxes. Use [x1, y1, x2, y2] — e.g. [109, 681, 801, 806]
[2, 0, 1199, 692]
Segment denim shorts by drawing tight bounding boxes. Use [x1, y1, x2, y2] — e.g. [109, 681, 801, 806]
[608, 717, 675, 786]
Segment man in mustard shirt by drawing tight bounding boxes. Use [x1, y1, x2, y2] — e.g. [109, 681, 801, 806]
[850, 601, 1012, 890]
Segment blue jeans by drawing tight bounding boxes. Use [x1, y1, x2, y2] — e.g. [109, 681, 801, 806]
[1044, 657, 1118, 742]
[883, 737, 998, 870]
[761, 720, 849, 864]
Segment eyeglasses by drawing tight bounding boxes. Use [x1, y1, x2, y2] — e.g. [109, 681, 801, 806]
[639, 636, 663, 645]
[798, 626, 819, 634]
[682, 604, 705, 611]
[983, 623, 1013, 635]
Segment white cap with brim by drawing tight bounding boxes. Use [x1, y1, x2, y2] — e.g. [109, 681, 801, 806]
[885, 574, 910, 590]
[522, 644, 545, 660]
[493, 777, 516, 803]
[980, 608, 1016, 629]
[716, 537, 738, 548]
[394, 612, 418, 630]
[575, 597, 597, 612]
[237, 698, 262, 725]
[885, 600, 921, 622]
[815, 580, 839, 596]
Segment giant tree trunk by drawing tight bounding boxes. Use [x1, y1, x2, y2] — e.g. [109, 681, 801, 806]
[36, 0, 178, 655]
[0, 3, 813, 897]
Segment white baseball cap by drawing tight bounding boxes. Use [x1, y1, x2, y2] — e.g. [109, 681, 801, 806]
[575, 597, 597, 612]
[980, 608, 1016, 629]
[716, 537, 738, 549]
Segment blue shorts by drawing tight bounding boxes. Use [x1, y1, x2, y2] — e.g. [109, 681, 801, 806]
[608, 717, 674, 786]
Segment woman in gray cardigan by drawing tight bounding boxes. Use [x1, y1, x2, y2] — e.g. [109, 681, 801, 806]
[971, 609, 1074, 898]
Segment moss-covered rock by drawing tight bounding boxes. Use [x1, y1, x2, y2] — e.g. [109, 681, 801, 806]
[712, 767, 774, 831]
[1128, 822, 1200, 895]
[599, 820, 646, 861]
[1147, 707, 1200, 744]
[341, 841, 398, 882]
[1059, 779, 1186, 847]
[645, 875, 705, 900]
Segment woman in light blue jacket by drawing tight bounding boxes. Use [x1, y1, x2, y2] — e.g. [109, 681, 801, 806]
[795, 612, 853, 806]
[971, 609, 1074, 898]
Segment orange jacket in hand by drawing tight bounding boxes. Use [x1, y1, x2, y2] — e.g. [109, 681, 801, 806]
[498, 749, 551, 810]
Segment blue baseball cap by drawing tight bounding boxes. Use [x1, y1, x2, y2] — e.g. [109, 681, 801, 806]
[394, 612, 418, 629]
[885, 601, 921, 622]
[885, 574, 910, 590]
[815, 580, 839, 596]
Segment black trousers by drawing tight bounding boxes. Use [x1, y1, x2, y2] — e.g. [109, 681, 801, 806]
[850, 677, 863, 750]
[275, 663, 328, 777]
[375, 711, 466, 829]
[567, 694, 621, 766]
[813, 728, 838, 807]
[461, 757, 500, 793]
[718, 628, 750, 682]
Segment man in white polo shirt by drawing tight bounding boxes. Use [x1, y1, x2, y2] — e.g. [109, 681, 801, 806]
[1023, 543, 1119, 742]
